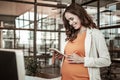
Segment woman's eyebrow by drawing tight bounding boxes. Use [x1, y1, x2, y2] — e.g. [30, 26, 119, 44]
[68, 17, 73, 20]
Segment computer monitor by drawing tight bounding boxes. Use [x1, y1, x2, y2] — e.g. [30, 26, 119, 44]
[0, 49, 25, 80]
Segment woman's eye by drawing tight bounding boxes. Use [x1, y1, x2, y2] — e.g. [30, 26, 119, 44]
[70, 18, 74, 21]
[67, 17, 74, 22]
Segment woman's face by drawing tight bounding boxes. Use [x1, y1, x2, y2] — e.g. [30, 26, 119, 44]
[65, 12, 82, 29]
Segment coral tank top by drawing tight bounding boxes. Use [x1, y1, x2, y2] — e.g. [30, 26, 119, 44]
[61, 32, 89, 80]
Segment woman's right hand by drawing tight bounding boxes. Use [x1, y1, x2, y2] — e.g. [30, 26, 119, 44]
[52, 50, 65, 60]
[51, 51, 65, 64]
[49, 48, 66, 60]
[49, 48, 66, 64]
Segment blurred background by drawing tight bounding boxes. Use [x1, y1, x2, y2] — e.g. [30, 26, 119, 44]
[0, 0, 120, 80]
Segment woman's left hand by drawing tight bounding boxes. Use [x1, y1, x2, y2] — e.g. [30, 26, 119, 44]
[67, 53, 84, 64]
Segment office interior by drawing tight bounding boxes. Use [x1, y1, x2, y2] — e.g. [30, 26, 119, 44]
[0, 0, 120, 80]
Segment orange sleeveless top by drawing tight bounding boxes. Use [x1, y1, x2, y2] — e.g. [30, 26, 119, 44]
[61, 32, 89, 80]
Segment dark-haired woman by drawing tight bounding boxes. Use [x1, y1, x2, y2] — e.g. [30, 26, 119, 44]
[53, 3, 111, 80]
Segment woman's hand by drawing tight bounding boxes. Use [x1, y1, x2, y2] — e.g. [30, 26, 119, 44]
[67, 53, 84, 64]
[53, 51, 65, 60]
[51, 51, 65, 64]
[49, 48, 66, 60]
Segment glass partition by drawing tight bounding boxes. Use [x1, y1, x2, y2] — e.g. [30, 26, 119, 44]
[3, 0, 120, 79]
[2, 30, 14, 49]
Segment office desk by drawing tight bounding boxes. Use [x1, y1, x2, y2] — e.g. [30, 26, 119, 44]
[25, 76, 61, 80]
[112, 58, 120, 63]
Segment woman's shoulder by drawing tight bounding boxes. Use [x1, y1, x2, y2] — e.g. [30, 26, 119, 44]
[91, 28, 104, 37]
[91, 28, 102, 34]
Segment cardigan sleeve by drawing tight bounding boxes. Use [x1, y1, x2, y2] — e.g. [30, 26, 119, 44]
[84, 29, 111, 67]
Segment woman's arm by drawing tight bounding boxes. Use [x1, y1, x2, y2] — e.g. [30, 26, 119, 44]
[84, 29, 111, 67]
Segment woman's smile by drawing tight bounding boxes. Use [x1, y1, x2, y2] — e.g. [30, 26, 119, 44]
[65, 12, 81, 29]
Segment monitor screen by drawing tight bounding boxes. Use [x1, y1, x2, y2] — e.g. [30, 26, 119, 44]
[0, 49, 25, 80]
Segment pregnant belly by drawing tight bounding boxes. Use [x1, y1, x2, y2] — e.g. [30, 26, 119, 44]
[61, 60, 89, 78]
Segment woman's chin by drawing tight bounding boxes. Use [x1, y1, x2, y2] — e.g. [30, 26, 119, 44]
[74, 27, 79, 30]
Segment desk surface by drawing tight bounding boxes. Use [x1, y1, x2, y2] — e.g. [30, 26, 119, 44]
[25, 76, 61, 80]
[112, 58, 120, 63]
[109, 48, 120, 52]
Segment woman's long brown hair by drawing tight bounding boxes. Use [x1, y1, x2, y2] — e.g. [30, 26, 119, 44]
[62, 3, 98, 41]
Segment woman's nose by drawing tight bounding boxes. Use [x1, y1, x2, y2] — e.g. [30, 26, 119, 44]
[69, 20, 73, 26]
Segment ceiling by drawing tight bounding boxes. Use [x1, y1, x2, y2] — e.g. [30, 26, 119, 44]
[0, 0, 66, 16]
[0, 0, 120, 22]
[87, 0, 117, 7]
[0, 0, 120, 16]
[0, 1, 33, 16]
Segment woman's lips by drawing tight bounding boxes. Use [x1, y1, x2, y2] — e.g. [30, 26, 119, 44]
[72, 23, 77, 27]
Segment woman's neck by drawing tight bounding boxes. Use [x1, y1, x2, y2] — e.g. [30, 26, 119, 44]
[79, 26, 87, 33]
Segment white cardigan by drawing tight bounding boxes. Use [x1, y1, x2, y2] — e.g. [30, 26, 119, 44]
[84, 28, 111, 80]
[61, 28, 111, 80]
